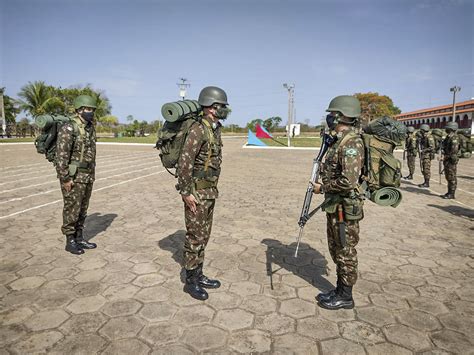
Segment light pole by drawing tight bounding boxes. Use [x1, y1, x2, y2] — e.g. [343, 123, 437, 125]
[450, 86, 461, 123]
[177, 78, 190, 100]
[0, 87, 5, 137]
[283, 83, 295, 147]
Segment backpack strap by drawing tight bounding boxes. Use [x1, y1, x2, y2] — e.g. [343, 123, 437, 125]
[70, 118, 86, 163]
[200, 119, 216, 173]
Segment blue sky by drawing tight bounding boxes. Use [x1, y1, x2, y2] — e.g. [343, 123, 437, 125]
[1, 0, 473, 125]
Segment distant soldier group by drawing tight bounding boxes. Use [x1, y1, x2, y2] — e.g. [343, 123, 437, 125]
[403, 121, 467, 199]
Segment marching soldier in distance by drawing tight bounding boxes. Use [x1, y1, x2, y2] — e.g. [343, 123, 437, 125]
[56, 95, 98, 254]
[177, 86, 230, 300]
[311, 95, 365, 310]
[403, 126, 417, 180]
[441, 121, 460, 199]
[417, 124, 435, 188]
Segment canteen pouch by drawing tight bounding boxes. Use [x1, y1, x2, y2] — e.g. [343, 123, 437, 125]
[342, 197, 364, 221]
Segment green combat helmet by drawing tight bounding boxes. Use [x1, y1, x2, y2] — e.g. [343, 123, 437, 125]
[73, 95, 97, 110]
[407, 126, 415, 133]
[445, 121, 458, 131]
[326, 95, 361, 124]
[198, 86, 229, 107]
[420, 124, 430, 132]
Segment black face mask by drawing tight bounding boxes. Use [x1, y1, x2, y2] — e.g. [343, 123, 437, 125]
[326, 113, 339, 130]
[81, 111, 94, 123]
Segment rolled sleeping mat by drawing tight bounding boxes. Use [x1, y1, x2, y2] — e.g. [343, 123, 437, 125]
[161, 100, 201, 122]
[35, 115, 70, 130]
[370, 187, 403, 208]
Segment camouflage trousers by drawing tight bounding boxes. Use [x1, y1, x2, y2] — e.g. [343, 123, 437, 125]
[443, 159, 458, 192]
[326, 212, 361, 286]
[60, 181, 93, 236]
[421, 155, 432, 180]
[183, 199, 215, 270]
[407, 154, 416, 175]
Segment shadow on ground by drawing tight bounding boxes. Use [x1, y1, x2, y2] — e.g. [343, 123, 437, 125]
[261, 238, 333, 292]
[458, 175, 474, 181]
[400, 182, 439, 196]
[427, 204, 474, 220]
[85, 212, 118, 240]
[159, 230, 186, 282]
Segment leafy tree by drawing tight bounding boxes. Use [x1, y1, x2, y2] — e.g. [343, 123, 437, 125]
[246, 118, 263, 131]
[3, 94, 20, 123]
[354, 92, 401, 124]
[98, 115, 119, 129]
[262, 116, 283, 131]
[17, 117, 30, 137]
[18, 81, 64, 117]
[54, 85, 111, 118]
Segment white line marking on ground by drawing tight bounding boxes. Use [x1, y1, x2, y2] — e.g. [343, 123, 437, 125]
[0, 170, 166, 219]
[0, 165, 160, 205]
[242, 144, 320, 151]
[0, 157, 159, 193]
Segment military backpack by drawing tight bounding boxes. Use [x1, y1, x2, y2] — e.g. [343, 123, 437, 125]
[361, 116, 407, 191]
[431, 128, 445, 153]
[156, 100, 216, 176]
[34, 115, 83, 164]
[458, 129, 472, 158]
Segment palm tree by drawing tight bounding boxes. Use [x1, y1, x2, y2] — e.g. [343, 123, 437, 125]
[18, 81, 64, 117]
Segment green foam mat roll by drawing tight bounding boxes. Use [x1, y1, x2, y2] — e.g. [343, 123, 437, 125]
[370, 187, 402, 208]
[35, 115, 69, 129]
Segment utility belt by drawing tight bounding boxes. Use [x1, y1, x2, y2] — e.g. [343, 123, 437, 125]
[321, 192, 364, 221]
[68, 161, 93, 176]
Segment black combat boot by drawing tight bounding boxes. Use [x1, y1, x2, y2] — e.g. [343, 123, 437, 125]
[403, 174, 413, 180]
[316, 278, 341, 303]
[65, 234, 84, 255]
[75, 230, 97, 249]
[318, 283, 354, 310]
[418, 179, 430, 188]
[184, 268, 208, 301]
[442, 189, 455, 199]
[196, 264, 221, 289]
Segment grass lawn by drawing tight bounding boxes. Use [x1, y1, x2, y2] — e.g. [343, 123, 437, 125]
[0, 137, 35, 143]
[260, 137, 321, 147]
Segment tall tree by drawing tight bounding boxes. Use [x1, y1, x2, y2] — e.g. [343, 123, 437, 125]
[54, 85, 111, 118]
[354, 92, 401, 124]
[18, 81, 64, 117]
[3, 94, 20, 123]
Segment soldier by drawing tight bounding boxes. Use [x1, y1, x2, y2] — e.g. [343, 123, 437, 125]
[403, 126, 417, 180]
[441, 121, 460, 199]
[311, 95, 364, 310]
[177, 86, 230, 300]
[56, 95, 98, 255]
[417, 124, 435, 188]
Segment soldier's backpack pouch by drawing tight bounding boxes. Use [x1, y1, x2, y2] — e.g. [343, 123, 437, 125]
[342, 196, 364, 221]
[379, 152, 401, 188]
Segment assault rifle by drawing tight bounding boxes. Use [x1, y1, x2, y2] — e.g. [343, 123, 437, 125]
[295, 132, 335, 257]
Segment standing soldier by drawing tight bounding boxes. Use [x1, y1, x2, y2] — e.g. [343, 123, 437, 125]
[403, 126, 417, 180]
[311, 96, 364, 310]
[441, 122, 460, 199]
[417, 124, 435, 188]
[56, 95, 98, 254]
[177, 86, 230, 300]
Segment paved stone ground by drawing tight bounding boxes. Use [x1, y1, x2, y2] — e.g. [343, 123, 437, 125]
[0, 140, 473, 354]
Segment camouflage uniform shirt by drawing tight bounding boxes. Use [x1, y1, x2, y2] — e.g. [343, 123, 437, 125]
[177, 117, 222, 200]
[55, 115, 96, 183]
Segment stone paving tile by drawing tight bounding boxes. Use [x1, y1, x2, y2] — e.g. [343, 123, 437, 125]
[320, 338, 365, 355]
[0, 143, 473, 354]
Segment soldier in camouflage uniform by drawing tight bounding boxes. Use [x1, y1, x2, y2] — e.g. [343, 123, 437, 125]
[417, 124, 435, 188]
[441, 121, 460, 199]
[403, 126, 417, 180]
[177, 86, 230, 300]
[311, 95, 364, 310]
[56, 95, 98, 255]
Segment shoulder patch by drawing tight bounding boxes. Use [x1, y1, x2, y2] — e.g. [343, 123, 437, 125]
[345, 147, 358, 157]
